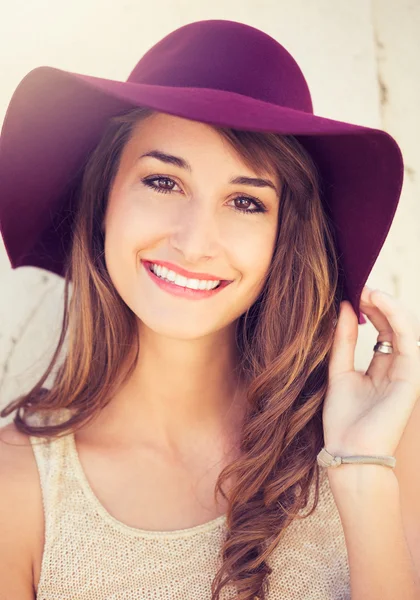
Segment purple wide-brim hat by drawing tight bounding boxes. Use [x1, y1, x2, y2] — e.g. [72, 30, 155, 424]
[0, 19, 405, 324]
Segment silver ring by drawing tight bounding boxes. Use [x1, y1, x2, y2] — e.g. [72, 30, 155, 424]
[373, 340, 420, 354]
[373, 341, 393, 354]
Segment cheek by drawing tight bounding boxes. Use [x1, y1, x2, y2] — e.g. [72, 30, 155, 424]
[105, 195, 167, 260]
[103, 198, 176, 303]
[225, 225, 277, 313]
[103, 200, 144, 290]
[232, 224, 277, 278]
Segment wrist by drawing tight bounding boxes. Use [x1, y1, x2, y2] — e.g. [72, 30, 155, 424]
[318, 446, 397, 470]
[326, 462, 399, 495]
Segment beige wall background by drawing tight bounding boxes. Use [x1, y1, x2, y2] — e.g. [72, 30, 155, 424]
[0, 0, 419, 422]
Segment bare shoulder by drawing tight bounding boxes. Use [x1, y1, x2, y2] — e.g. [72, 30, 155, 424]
[0, 421, 43, 599]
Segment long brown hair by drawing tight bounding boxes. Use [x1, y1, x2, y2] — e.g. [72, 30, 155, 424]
[1, 106, 342, 600]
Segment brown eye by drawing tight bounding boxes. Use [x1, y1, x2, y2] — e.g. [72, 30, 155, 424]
[142, 176, 179, 194]
[230, 196, 268, 214]
[142, 176, 267, 214]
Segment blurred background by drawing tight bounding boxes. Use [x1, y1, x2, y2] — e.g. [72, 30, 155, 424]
[0, 0, 419, 422]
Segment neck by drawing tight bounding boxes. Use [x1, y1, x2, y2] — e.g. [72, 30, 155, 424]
[79, 322, 248, 455]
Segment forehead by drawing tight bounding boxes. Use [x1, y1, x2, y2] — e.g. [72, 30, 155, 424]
[125, 112, 277, 180]
[129, 112, 227, 147]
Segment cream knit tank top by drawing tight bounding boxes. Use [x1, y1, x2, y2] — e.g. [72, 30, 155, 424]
[29, 408, 351, 599]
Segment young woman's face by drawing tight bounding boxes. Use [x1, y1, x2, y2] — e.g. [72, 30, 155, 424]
[104, 112, 280, 339]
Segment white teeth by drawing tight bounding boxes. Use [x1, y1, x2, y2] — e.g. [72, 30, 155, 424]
[150, 263, 220, 290]
[187, 278, 200, 290]
[174, 273, 188, 287]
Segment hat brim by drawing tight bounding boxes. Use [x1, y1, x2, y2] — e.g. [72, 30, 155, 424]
[0, 66, 405, 324]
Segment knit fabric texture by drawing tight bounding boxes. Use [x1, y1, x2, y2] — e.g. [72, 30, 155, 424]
[29, 408, 351, 599]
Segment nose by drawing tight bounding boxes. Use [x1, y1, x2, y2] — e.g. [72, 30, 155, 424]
[169, 198, 220, 263]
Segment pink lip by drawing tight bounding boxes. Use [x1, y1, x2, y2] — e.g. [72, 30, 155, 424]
[142, 259, 229, 282]
[142, 261, 232, 300]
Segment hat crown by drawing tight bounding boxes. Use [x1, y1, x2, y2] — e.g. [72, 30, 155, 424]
[127, 20, 313, 114]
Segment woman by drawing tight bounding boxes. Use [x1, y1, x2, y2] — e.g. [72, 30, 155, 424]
[0, 19, 420, 600]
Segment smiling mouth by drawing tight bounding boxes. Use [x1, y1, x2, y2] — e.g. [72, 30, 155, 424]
[142, 260, 233, 298]
[144, 261, 228, 287]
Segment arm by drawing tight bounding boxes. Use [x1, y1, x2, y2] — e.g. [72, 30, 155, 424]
[320, 289, 420, 599]
[0, 423, 38, 600]
[328, 367, 420, 600]
[328, 463, 420, 600]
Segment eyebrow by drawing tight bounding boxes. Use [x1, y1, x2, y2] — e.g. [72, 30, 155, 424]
[138, 150, 279, 194]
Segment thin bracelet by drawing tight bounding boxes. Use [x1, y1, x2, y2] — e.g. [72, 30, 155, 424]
[317, 447, 396, 469]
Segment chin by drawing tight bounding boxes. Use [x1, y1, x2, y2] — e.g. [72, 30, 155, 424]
[134, 308, 235, 340]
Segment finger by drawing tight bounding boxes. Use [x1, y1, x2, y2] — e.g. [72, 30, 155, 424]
[360, 286, 395, 383]
[369, 289, 420, 395]
[328, 300, 358, 380]
[370, 289, 420, 355]
[360, 286, 394, 340]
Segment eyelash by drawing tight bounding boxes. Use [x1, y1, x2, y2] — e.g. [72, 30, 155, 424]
[141, 176, 268, 215]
